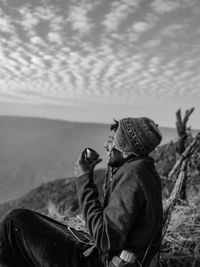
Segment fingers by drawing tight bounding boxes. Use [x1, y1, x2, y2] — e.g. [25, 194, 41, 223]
[74, 148, 101, 177]
[79, 148, 88, 162]
[79, 148, 99, 162]
[90, 157, 102, 168]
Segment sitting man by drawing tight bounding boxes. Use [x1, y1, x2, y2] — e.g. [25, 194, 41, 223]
[0, 117, 163, 267]
[74, 117, 163, 267]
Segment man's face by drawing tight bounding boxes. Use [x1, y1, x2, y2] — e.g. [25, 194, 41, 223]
[104, 132, 126, 167]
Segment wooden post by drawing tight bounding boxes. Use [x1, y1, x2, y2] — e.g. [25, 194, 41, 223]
[175, 108, 195, 201]
[149, 133, 200, 266]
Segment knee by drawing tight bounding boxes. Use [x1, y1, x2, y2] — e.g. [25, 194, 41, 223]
[2, 208, 34, 225]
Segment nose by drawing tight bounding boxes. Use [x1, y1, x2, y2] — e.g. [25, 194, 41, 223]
[104, 138, 114, 153]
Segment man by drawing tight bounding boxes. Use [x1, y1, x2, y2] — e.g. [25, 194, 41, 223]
[0, 117, 162, 267]
[74, 117, 163, 266]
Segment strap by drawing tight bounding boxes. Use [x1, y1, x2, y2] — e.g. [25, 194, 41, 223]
[140, 240, 153, 265]
[140, 225, 162, 266]
[67, 226, 93, 245]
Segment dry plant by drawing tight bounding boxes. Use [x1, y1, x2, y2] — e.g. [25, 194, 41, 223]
[161, 202, 200, 267]
[46, 195, 200, 266]
[155, 133, 200, 267]
[47, 201, 86, 231]
[46, 133, 200, 267]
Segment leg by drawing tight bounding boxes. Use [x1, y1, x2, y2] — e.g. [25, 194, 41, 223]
[0, 208, 103, 267]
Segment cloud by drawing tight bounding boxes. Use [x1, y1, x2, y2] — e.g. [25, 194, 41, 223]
[183, 58, 198, 68]
[34, 6, 56, 21]
[162, 24, 184, 37]
[1, 0, 7, 5]
[102, 0, 142, 32]
[49, 15, 65, 31]
[151, 0, 180, 14]
[181, 0, 199, 9]
[147, 56, 162, 74]
[132, 21, 151, 33]
[0, 0, 199, 110]
[30, 36, 47, 46]
[0, 8, 14, 33]
[18, 6, 39, 31]
[30, 55, 45, 68]
[120, 12, 158, 45]
[143, 39, 161, 49]
[0, 17, 13, 33]
[16, 4, 66, 47]
[47, 32, 63, 44]
[67, 3, 96, 36]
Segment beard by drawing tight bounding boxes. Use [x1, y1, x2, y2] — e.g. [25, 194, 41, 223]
[108, 157, 120, 167]
[107, 151, 126, 168]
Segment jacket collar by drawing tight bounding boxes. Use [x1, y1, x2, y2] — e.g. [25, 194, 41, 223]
[111, 155, 153, 175]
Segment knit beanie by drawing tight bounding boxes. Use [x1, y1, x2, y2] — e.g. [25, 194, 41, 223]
[113, 117, 162, 156]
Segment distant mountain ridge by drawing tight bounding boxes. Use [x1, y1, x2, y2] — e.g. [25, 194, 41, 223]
[0, 116, 198, 204]
[0, 169, 106, 220]
[0, 116, 109, 203]
[0, 139, 197, 220]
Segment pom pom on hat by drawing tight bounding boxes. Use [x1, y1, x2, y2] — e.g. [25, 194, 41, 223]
[113, 117, 162, 156]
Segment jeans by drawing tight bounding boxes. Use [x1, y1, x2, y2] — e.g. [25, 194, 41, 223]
[0, 208, 103, 267]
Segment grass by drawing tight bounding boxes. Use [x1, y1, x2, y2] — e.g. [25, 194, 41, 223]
[46, 189, 200, 267]
[47, 201, 86, 231]
[161, 201, 200, 267]
[1, 136, 198, 266]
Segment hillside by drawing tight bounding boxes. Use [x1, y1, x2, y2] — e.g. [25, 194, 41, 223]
[0, 137, 199, 219]
[1, 137, 200, 266]
[0, 116, 198, 204]
[0, 169, 106, 220]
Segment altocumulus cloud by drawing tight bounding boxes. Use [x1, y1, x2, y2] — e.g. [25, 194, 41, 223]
[0, 0, 199, 107]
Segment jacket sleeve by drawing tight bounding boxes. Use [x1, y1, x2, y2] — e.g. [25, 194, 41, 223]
[76, 168, 145, 254]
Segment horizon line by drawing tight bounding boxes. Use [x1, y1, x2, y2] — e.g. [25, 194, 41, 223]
[1, 114, 199, 130]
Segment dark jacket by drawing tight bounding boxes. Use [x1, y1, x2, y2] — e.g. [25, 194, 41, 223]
[76, 156, 163, 264]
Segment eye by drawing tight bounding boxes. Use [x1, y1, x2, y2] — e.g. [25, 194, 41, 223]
[104, 135, 114, 152]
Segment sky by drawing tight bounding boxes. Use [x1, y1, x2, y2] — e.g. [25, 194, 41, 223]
[0, 0, 200, 128]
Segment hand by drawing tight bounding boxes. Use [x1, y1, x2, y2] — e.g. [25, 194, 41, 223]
[74, 148, 102, 177]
